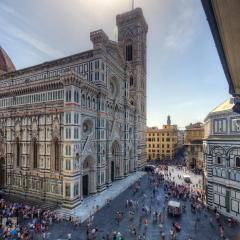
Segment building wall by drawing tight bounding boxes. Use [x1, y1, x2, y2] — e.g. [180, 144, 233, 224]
[204, 109, 240, 221]
[184, 123, 204, 170]
[0, 8, 148, 208]
[146, 124, 178, 161]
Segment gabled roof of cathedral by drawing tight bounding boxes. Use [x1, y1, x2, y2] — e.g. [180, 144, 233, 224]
[0, 46, 16, 74]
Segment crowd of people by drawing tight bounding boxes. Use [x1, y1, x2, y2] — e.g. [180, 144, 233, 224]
[0, 165, 238, 239]
[0, 197, 81, 239]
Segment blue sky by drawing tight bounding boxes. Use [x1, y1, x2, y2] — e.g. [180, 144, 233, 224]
[0, 0, 230, 128]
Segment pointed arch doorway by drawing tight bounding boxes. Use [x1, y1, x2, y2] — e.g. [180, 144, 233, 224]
[82, 155, 96, 197]
[111, 140, 121, 181]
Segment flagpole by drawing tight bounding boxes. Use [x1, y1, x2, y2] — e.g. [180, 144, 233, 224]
[132, 0, 134, 10]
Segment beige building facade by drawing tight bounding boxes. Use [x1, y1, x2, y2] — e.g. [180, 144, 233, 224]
[147, 116, 178, 161]
[184, 122, 204, 170]
[0, 8, 147, 208]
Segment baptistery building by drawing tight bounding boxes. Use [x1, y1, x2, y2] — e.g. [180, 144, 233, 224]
[0, 8, 148, 208]
[204, 98, 240, 220]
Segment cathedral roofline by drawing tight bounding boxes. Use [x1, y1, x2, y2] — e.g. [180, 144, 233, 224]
[0, 49, 96, 80]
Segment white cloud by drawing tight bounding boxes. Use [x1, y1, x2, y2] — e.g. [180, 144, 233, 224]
[0, 2, 63, 58]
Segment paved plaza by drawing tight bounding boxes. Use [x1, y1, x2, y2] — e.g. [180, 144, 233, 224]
[58, 171, 146, 223]
[14, 166, 238, 240]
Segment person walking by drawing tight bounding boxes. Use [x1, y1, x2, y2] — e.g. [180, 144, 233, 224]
[67, 233, 72, 240]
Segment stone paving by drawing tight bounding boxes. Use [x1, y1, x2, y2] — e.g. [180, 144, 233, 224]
[58, 171, 146, 223]
[14, 167, 240, 239]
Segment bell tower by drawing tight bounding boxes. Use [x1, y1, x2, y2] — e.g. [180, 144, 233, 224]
[116, 8, 148, 167]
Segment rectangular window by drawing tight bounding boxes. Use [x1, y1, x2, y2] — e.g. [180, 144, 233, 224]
[74, 128, 79, 139]
[65, 183, 71, 197]
[95, 60, 99, 69]
[95, 72, 99, 81]
[65, 145, 71, 156]
[65, 113, 71, 124]
[126, 45, 133, 61]
[66, 160, 71, 170]
[74, 183, 79, 196]
[65, 128, 71, 139]
[74, 113, 79, 124]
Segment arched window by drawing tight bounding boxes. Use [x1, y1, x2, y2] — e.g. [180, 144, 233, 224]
[33, 139, 38, 169]
[236, 157, 240, 168]
[130, 76, 134, 86]
[126, 44, 133, 61]
[54, 139, 60, 171]
[16, 138, 20, 167]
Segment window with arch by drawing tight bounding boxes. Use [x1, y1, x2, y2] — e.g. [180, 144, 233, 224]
[126, 44, 133, 61]
[54, 138, 60, 171]
[16, 137, 20, 167]
[33, 139, 38, 169]
[236, 156, 240, 168]
[130, 76, 134, 86]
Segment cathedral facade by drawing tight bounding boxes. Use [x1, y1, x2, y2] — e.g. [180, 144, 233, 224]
[0, 8, 147, 208]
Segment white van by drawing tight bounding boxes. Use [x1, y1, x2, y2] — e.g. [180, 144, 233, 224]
[167, 200, 182, 216]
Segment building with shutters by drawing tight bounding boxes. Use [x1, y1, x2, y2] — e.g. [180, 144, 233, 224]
[147, 116, 178, 161]
[184, 122, 204, 170]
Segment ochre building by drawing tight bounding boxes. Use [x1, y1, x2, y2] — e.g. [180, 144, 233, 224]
[147, 116, 178, 161]
[184, 122, 204, 170]
[0, 8, 148, 208]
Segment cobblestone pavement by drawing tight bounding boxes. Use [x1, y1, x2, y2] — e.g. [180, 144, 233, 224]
[22, 168, 240, 240]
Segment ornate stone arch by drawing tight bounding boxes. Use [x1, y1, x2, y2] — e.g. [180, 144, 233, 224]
[210, 146, 226, 165]
[32, 137, 38, 169]
[210, 146, 226, 155]
[227, 147, 240, 168]
[81, 155, 96, 196]
[109, 76, 120, 99]
[110, 140, 123, 180]
[52, 137, 60, 172]
[129, 148, 134, 173]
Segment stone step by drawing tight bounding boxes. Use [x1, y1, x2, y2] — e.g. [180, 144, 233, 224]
[2, 194, 57, 210]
